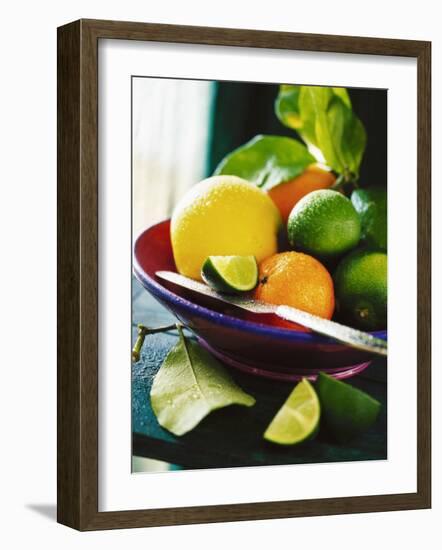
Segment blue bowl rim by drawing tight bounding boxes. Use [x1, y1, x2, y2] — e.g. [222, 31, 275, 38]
[133, 221, 387, 345]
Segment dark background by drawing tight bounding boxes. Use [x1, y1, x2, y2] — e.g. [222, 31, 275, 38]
[207, 82, 387, 188]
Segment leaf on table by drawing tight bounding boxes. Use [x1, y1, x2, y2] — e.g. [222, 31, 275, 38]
[275, 85, 366, 178]
[150, 327, 256, 436]
[214, 134, 315, 190]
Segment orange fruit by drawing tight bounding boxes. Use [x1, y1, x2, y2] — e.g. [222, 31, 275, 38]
[267, 165, 336, 224]
[254, 251, 335, 331]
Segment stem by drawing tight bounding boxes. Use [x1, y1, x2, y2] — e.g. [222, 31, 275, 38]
[132, 330, 146, 363]
[332, 170, 360, 195]
[132, 323, 177, 362]
[343, 168, 361, 189]
[331, 173, 346, 191]
[138, 323, 177, 335]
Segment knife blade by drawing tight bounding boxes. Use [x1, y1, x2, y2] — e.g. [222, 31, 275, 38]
[155, 270, 387, 357]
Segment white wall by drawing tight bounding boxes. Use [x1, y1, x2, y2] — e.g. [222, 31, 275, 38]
[132, 77, 213, 236]
[0, 0, 439, 548]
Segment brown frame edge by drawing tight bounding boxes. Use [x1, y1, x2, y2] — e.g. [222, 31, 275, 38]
[57, 18, 431, 531]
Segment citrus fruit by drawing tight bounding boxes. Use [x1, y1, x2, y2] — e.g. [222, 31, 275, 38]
[334, 249, 387, 331]
[264, 378, 320, 445]
[351, 187, 387, 250]
[201, 255, 258, 294]
[287, 189, 361, 260]
[254, 251, 335, 331]
[316, 372, 381, 442]
[171, 176, 281, 280]
[268, 165, 335, 224]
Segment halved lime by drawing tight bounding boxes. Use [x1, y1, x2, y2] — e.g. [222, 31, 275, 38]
[317, 372, 381, 442]
[264, 379, 320, 445]
[201, 255, 258, 294]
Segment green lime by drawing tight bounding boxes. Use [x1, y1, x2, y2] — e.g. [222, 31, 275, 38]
[334, 249, 387, 330]
[316, 372, 381, 442]
[264, 379, 320, 445]
[287, 189, 361, 260]
[351, 187, 387, 250]
[201, 255, 258, 294]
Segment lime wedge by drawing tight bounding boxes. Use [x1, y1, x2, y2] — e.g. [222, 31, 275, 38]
[201, 255, 258, 294]
[317, 372, 381, 442]
[264, 379, 320, 445]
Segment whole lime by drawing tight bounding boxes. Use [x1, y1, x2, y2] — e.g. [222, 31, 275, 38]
[287, 189, 360, 260]
[351, 187, 387, 250]
[334, 249, 387, 331]
[171, 176, 281, 280]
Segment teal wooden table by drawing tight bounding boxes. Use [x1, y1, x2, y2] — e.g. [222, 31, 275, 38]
[132, 278, 387, 469]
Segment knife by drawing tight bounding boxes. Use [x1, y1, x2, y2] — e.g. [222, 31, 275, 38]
[155, 270, 387, 357]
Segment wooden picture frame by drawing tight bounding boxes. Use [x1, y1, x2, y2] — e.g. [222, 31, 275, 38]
[57, 18, 431, 531]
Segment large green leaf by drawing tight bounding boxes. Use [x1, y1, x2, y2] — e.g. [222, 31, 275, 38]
[214, 135, 315, 190]
[332, 98, 367, 177]
[151, 328, 255, 436]
[301, 87, 344, 171]
[331, 87, 351, 107]
[275, 85, 366, 178]
[274, 85, 302, 129]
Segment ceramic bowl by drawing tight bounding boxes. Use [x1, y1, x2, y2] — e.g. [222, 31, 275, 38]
[133, 220, 387, 381]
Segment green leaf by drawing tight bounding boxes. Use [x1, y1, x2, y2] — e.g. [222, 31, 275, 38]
[274, 85, 302, 129]
[287, 88, 337, 171]
[275, 85, 367, 178]
[331, 87, 351, 107]
[214, 135, 315, 190]
[333, 99, 367, 177]
[151, 327, 255, 436]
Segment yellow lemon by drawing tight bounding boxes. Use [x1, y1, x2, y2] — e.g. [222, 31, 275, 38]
[171, 175, 281, 280]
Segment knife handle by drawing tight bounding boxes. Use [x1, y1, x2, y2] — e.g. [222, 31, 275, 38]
[275, 305, 387, 357]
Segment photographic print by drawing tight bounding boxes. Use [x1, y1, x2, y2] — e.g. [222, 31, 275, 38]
[57, 20, 431, 531]
[131, 77, 388, 472]
[57, 19, 430, 529]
